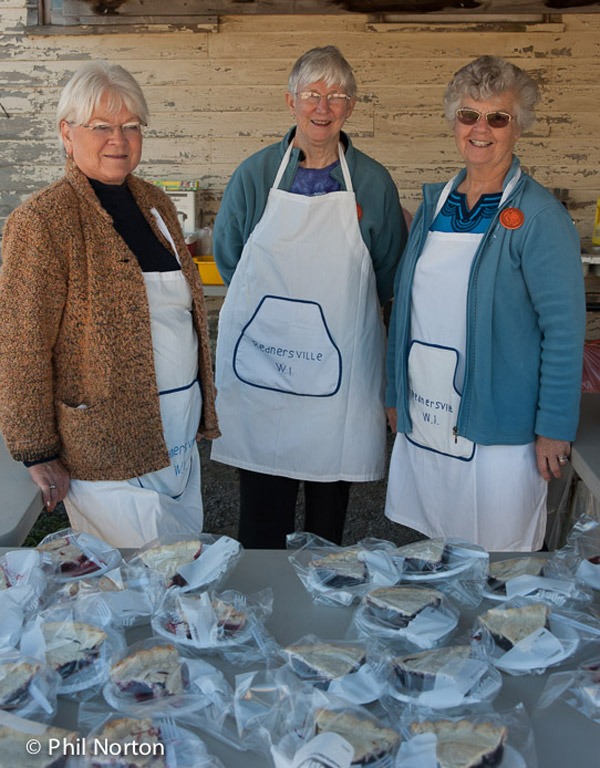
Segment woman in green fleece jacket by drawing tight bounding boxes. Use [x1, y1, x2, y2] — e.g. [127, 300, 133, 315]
[211, 46, 408, 549]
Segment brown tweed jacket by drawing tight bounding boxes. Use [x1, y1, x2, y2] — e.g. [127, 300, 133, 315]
[0, 161, 220, 481]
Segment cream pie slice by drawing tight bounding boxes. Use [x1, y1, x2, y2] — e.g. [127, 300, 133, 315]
[309, 549, 368, 588]
[314, 709, 400, 765]
[410, 719, 508, 768]
[478, 603, 551, 651]
[284, 642, 366, 682]
[365, 586, 444, 627]
[41, 621, 107, 679]
[110, 644, 185, 701]
[138, 541, 202, 587]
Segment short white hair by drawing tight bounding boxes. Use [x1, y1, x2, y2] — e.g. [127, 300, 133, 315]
[56, 60, 149, 132]
[287, 46, 357, 98]
[444, 56, 539, 131]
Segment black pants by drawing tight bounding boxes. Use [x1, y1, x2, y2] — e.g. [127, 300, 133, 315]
[238, 468, 351, 549]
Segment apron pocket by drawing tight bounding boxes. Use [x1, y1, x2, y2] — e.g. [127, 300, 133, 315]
[233, 295, 342, 397]
[407, 340, 475, 461]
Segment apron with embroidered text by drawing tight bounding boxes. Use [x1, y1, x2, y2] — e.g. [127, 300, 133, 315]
[211, 142, 387, 481]
[64, 209, 203, 548]
[385, 175, 547, 551]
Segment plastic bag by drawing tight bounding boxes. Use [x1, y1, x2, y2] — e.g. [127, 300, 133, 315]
[287, 533, 402, 607]
[395, 538, 489, 608]
[152, 587, 277, 665]
[395, 703, 537, 768]
[352, 584, 459, 651]
[77, 706, 225, 767]
[537, 656, 600, 724]
[473, 596, 600, 676]
[374, 639, 502, 711]
[0, 649, 60, 722]
[48, 562, 163, 628]
[36, 528, 122, 582]
[0, 711, 78, 765]
[19, 604, 125, 698]
[103, 638, 231, 721]
[128, 532, 243, 594]
[280, 634, 384, 705]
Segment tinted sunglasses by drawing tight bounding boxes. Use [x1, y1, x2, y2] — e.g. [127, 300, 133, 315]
[455, 108, 513, 129]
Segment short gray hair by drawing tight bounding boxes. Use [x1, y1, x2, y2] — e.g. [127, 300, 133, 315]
[288, 46, 357, 98]
[444, 56, 540, 131]
[56, 60, 149, 132]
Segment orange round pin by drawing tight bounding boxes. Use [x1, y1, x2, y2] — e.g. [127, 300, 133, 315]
[356, 202, 363, 221]
[500, 207, 524, 230]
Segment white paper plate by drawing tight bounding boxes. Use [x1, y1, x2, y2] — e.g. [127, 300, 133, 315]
[492, 616, 580, 674]
[401, 557, 473, 582]
[354, 604, 458, 649]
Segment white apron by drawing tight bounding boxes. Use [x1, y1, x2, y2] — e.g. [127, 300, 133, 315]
[65, 209, 203, 548]
[211, 142, 387, 481]
[385, 177, 547, 551]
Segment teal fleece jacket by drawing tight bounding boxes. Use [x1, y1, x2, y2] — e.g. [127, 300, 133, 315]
[386, 155, 585, 444]
[213, 128, 407, 304]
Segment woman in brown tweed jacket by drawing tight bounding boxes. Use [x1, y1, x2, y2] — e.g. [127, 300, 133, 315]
[0, 61, 219, 547]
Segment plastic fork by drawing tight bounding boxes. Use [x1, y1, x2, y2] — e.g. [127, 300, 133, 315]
[157, 716, 179, 767]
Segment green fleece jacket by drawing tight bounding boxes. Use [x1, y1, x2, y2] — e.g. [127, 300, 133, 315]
[213, 128, 407, 304]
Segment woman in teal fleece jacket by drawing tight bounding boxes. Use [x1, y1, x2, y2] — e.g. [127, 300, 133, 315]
[385, 56, 585, 552]
[212, 46, 407, 549]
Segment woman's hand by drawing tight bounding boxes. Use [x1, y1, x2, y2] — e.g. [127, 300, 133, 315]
[386, 406, 397, 434]
[535, 435, 571, 481]
[28, 459, 70, 512]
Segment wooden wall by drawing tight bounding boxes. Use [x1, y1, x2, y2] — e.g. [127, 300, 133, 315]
[1, 2, 599, 241]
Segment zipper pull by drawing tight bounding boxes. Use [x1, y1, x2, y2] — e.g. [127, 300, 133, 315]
[453, 426, 458, 444]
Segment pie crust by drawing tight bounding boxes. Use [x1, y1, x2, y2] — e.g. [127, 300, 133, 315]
[314, 708, 400, 765]
[110, 644, 185, 701]
[0, 724, 78, 768]
[365, 586, 444, 627]
[41, 621, 107, 679]
[37, 536, 101, 578]
[284, 642, 366, 682]
[0, 660, 41, 709]
[409, 719, 508, 768]
[138, 541, 202, 587]
[478, 603, 551, 651]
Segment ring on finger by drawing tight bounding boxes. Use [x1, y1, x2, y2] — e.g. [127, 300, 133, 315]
[558, 456, 569, 466]
[48, 484, 57, 490]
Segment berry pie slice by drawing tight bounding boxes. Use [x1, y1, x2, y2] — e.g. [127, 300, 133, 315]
[138, 541, 202, 588]
[284, 642, 366, 683]
[309, 549, 368, 588]
[165, 597, 246, 641]
[314, 709, 400, 766]
[110, 644, 186, 701]
[42, 621, 107, 679]
[365, 586, 444, 627]
[409, 719, 508, 768]
[396, 539, 448, 573]
[392, 645, 473, 692]
[478, 603, 551, 652]
[486, 557, 545, 593]
[0, 660, 41, 709]
[37, 536, 102, 577]
[91, 717, 166, 768]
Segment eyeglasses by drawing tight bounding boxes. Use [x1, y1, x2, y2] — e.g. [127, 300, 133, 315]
[76, 121, 145, 138]
[295, 91, 353, 107]
[455, 109, 513, 129]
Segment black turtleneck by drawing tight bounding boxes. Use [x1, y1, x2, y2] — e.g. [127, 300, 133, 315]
[89, 178, 181, 272]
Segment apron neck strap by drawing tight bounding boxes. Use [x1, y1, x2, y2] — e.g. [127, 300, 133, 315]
[272, 140, 353, 192]
[434, 166, 522, 219]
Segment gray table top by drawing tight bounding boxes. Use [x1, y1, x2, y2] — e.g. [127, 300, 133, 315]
[49, 548, 600, 767]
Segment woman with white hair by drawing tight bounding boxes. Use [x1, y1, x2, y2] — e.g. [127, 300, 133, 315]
[212, 45, 407, 548]
[385, 56, 585, 552]
[0, 60, 219, 547]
